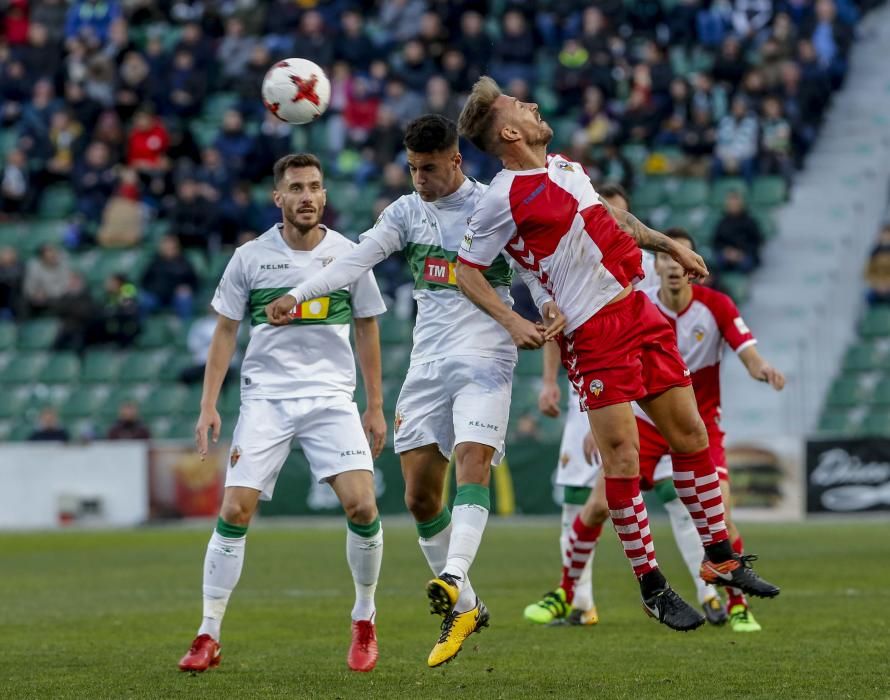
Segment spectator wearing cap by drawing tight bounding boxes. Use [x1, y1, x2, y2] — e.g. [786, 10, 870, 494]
[713, 95, 759, 182]
[23, 244, 70, 316]
[712, 191, 764, 274]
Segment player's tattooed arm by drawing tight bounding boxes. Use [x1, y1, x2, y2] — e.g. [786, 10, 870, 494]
[599, 196, 709, 278]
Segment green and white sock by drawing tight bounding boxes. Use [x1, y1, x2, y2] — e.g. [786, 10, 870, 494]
[347, 517, 383, 621]
[417, 507, 478, 612]
[198, 518, 248, 641]
[442, 484, 490, 612]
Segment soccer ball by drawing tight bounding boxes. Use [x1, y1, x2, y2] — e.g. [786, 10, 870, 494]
[261, 58, 331, 125]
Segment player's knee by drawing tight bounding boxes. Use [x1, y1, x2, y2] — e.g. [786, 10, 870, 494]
[404, 490, 442, 522]
[601, 441, 639, 477]
[219, 500, 254, 527]
[669, 417, 709, 454]
[583, 499, 610, 526]
[343, 496, 378, 526]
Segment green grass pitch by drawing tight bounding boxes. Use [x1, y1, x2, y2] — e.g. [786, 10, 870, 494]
[2, 519, 888, 699]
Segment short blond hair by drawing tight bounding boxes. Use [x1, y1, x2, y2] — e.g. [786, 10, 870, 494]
[458, 76, 502, 154]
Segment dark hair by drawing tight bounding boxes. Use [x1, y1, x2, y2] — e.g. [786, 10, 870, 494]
[273, 153, 324, 186]
[598, 182, 631, 209]
[664, 227, 697, 251]
[404, 114, 459, 153]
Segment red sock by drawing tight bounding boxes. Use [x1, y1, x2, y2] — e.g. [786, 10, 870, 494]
[605, 476, 658, 577]
[727, 535, 747, 610]
[672, 449, 729, 546]
[559, 516, 602, 603]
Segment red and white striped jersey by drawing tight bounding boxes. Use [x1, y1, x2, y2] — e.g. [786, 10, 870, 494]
[457, 154, 643, 333]
[635, 285, 756, 427]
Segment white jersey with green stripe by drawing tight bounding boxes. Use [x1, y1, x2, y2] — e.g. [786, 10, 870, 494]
[361, 177, 517, 365]
[212, 224, 387, 400]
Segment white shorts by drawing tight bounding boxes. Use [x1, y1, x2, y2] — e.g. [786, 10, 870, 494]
[554, 390, 672, 489]
[227, 395, 374, 501]
[394, 355, 513, 464]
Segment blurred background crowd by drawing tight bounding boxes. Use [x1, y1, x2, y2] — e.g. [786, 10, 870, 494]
[0, 0, 883, 442]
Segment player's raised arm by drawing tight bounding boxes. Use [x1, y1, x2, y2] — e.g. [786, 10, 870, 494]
[599, 195, 709, 279]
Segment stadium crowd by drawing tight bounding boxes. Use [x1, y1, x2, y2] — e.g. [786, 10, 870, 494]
[0, 0, 877, 440]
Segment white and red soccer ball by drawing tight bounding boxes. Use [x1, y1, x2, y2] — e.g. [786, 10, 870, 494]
[261, 58, 331, 125]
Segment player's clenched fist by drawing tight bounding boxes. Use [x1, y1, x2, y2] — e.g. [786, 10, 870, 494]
[265, 294, 297, 325]
[671, 245, 709, 279]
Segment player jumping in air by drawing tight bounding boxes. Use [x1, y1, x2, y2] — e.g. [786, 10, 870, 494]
[179, 154, 388, 674]
[454, 77, 780, 632]
[526, 188, 727, 628]
[265, 116, 562, 666]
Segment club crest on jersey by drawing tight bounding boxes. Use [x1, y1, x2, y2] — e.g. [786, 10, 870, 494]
[394, 410, 404, 434]
[693, 325, 706, 342]
[589, 379, 604, 397]
[560, 453, 570, 467]
[557, 161, 575, 172]
[321, 256, 334, 267]
[230, 445, 242, 468]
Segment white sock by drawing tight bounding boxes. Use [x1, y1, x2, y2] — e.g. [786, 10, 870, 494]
[347, 522, 383, 621]
[561, 504, 595, 610]
[419, 521, 478, 612]
[665, 498, 718, 604]
[442, 502, 489, 612]
[198, 530, 246, 641]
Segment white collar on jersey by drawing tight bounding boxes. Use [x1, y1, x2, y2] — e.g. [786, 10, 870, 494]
[429, 176, 476, 210]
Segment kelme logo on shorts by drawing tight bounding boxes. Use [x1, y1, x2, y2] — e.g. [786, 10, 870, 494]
[230, 445, 241, 468]
[589, 379, 604, 397]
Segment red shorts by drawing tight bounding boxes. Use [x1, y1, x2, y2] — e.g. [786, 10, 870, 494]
[636, 417, 729, 489]
[560, 290, 691, 410]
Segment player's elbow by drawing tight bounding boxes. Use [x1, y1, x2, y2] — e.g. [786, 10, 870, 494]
[454, 260, 474, 290]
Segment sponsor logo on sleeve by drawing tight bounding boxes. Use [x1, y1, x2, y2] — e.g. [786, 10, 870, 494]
[462, 232, 473, 250]
[734, 317, 751, 335]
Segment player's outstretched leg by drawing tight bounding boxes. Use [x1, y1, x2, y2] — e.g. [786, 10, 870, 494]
[178, 516, 249, 672]
[427, 481, 491, 667]
[654, 478, 727, 625]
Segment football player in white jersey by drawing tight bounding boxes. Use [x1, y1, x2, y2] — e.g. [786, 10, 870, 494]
[455, 77, 779, 633]
[179, 154, 388, 674]
[265, 116, 562, 667]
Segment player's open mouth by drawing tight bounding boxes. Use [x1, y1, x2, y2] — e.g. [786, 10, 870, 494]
[297, 208, 315, 214]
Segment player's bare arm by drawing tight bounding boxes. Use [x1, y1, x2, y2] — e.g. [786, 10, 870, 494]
[538, 340, 562, 417]
[265, 237, 390, 325]
[454, 260, 546, 349]
[353, 315, 387, 458]
[739, 345, 786, 390]
[195, 315, 240, 459]
[599, 196, 709, 278]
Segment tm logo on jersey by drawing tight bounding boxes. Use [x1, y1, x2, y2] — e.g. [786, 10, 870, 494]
[424, 257, 457, 285]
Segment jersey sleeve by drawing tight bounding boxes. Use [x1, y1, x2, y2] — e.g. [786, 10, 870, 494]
[288, 236, 388, 305]
[709, 290, 756, 352]
[348, 265, 388, 319]
[359, 199, 408, 257]
[457, 180, 517, 269]
[211, 249, 249, 321]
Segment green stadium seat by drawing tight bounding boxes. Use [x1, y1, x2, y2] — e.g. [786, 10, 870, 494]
[719, 273, 750, 304]
[668, 179, 709, 209]
[0, 388, 29, 420]
[0, 221, 25, 249]
[136, 316, 182, 349]
[752, 208, 779, 240]
[631, 181, 667, 209]
[818, 408, 854, 434]
[863, 408, 890, 435]
[118, 350, 170, 383]
[825, 375, 871, 407]
[871, 377, 890, 406]
[710, 178, 748, 207]
[381, 344, 411, 379]
[0, 322, 16, 350]
[749, 176, 787, 207]
[379, 315, 413, 344]
[859, 307, 890, 339]
[40, 353, 81, 384]
[9, 420, 35, 441]
[0, 419, 15, 441]
[621, 144, 650, 169]
[219, 383, 242, 415]
[0, 352, 49, 384]
[81, 351, 123, 383]
[103, 385, 152, 418]
[141, 384, 189, 418]
[842, 343, 886, 372]
[516, 350, 544, 377]
[17, 318, 60, 350]
[38, 185, 75, 219]
[59, 385, 113, 419]
[158, 352, 194, 381]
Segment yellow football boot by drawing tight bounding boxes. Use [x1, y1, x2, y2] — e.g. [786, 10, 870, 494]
[427, 598, 490, 668]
